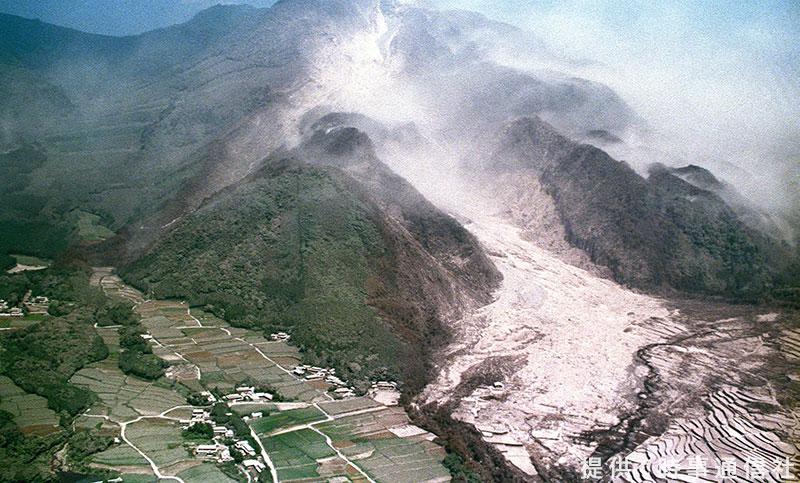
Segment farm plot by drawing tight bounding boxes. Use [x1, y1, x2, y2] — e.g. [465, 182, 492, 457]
[317, 397, 383, 416]
[89, 443, 152, 470]
[261, 429, 341, 481]
[70, 362, 186, 422]
[0, 375, 60, 434]
[250, 406, 327, 436]
[125, 419, 192, 469]
[176, 462, 239, 483]
[138, 305, 327, 400]
[230, 402, 277, 416]
[317, 408, 450, 483]
[93, 269, 144, 305]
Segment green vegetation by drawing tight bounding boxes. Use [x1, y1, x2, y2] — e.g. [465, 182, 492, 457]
[261, 429, 336, 481]
[249, 406, 326, 435]
[69, 209, 116, 242]
[0, 408, 68, 482]
[210, 403, 253, 445]
[117, 325, 167, 380]
[121, 163, 402, 387]
[182, 422, 213, 440]
[0, 317, 108, 417]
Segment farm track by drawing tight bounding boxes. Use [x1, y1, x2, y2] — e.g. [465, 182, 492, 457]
[89, 267, 402, 482]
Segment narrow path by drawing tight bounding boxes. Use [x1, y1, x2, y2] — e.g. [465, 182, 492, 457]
[114, 405, 197, 483]
[249, 423, 280, 483]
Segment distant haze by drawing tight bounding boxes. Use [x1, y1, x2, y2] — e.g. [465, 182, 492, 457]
[428, 0, 800, 213]
[2, 0, 797, 213]
[0, 0, 277, 36]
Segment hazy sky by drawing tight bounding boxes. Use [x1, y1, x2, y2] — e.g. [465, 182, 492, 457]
[433, 0, 800, 209]
[0, 0, 277, 35]
[2, 0, 797, 208]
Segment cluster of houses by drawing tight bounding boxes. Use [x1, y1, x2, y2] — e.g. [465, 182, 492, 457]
[0, 299, 23, 317]
[293, 365, 356, 398]
[269, 332, 290, 341]
[223, 386, 273, 403]
[24, 294, 49, 314]
[186, 408, 265, 471]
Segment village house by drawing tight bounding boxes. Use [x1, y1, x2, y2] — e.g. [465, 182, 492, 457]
[235, 440, 257, 456]
[243, 459, 265, 473]
[269, 332, 290, 341]
[195, 444, 221, 457]
[199, 390, 217, 403]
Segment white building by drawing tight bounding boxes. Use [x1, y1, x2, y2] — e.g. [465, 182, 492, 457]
[243, 459, 265, 473]
[235, 440, 257, 456]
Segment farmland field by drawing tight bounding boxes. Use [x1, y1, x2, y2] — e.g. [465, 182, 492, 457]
[125, 419, 191, 468]
[0, 375, 60, 433]
[261, 429, 339, 481]
[317, 408, 450, 483]
[70, 360, 186, 422]
[250, 407, 327, 435]
[176, 462, 239, 483]
[90, 444, 151, 469]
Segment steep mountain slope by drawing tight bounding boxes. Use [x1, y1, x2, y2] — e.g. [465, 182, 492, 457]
[466, 116, 793, 298]
[121, 124, 500, 393]
[0, 1, 647, 258]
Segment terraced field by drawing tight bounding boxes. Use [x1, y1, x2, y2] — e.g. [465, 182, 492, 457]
[70, 359, 186, 422]
[138, 303, 328, 399]
[318, 407, 450, 483]
[251, 407, 327, 436]
[262, 429, 348, 481]
[84, 267, 452, 482]
[0, 375, 60, 434]
[622, 388, 797, 482]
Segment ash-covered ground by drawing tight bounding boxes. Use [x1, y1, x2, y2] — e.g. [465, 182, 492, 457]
[420, 212, 799, 482]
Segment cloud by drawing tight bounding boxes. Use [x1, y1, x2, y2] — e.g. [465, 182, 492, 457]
[426, 0, 800, 212]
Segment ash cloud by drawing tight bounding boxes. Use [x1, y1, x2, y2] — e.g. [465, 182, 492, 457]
[423, 0, 800, 218]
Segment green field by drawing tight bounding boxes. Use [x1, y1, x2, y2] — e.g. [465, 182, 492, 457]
[71, 210, 116, 242]
[317, 408, 450, 483]
[262, 429, 338, 481]
[0, 375, 59, 433]
[70, 361, 186, 422]
[90, 444, 151, 468]
[125, 419, 189, 468]
[176, 462, 239, 483]
[249, 407, 326, 435]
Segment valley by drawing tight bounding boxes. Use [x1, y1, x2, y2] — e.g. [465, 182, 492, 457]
[69, 267, 452, 482]
[0, 1, 797, 481]
[420, 212, 799, 481]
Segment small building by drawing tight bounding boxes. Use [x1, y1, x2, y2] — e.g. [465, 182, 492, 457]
[195, 444, 220, 456]
[270, 332, 290, 341]
[250, 412, 263, 419]
[235, 440, 257, 456]
[225, 429, 235, 438]
[243, 459, 265, 473]
[213, 426, 227, 435]
[200, 390, 217, 403]
[251, 392, 273, 401]
[224, 393, 244, 401]
[236, 386, 255, 394]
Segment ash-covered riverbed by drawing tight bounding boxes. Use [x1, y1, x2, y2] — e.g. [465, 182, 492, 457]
[420, 214, 799, 482]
